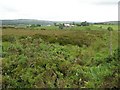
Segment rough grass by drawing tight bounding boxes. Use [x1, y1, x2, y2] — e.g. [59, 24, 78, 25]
[2, 28, 72, 36]
[2, 34, 119, 88]
[2, 27, 119, 88]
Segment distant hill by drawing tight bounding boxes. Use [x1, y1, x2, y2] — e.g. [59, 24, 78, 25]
[1, 19, 118, 25]
[1, 19, 54, 25]
[94, 21, 118, 25]
[104, 21, 118, 25]
[1, 19, 80, 25]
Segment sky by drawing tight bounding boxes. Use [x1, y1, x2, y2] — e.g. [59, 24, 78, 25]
[0, 0, 119, 22]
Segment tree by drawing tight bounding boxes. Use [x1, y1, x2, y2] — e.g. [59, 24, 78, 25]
[81, 21, 89, 26]
[59, 24, 64, 29]
[54, 23, 59, 26]
[54, 23, 57, 26]
[107, 27, 113, 31]
[72, 22, 75, 25]
[36, 24, 41, 27]
[76, 23, 81, 26]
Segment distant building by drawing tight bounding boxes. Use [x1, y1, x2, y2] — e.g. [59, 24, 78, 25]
[47, 25, 51, 26]
[64, 23, 75, 27]
[27, 24, 32, 27]
[71, 25, 75, 27]
[64, 24, 70, 27]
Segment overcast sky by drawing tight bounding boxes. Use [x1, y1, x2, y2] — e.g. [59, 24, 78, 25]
[0, 0, 119, 22]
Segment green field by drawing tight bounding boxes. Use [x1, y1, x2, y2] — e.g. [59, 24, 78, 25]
[93, 24, 118, 30]
[2, 25, 119, 88]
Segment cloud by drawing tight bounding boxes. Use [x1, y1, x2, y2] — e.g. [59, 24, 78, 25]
[0, 0, 118, 21]
[93, 1, 118, 6]
[0, 5, 18, 13]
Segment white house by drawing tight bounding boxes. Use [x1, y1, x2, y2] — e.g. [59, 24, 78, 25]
[64, 23, 75, 27]
[47, 25, 51, 26]
[64, 24, 70, 27]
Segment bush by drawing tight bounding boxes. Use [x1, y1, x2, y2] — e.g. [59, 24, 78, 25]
[2, 32, 118, 88]
[2, 35, 16, 43]
[41, 28, 46, 30]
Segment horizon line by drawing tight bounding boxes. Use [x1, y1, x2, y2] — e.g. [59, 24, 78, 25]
[0, 18, 118, 23]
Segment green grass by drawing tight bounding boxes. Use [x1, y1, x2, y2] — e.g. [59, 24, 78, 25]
[29, 24, 118, 31]
[93, 24, 118, 30]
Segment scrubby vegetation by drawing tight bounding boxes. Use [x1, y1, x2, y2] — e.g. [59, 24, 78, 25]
[2, 26, 119, 88]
